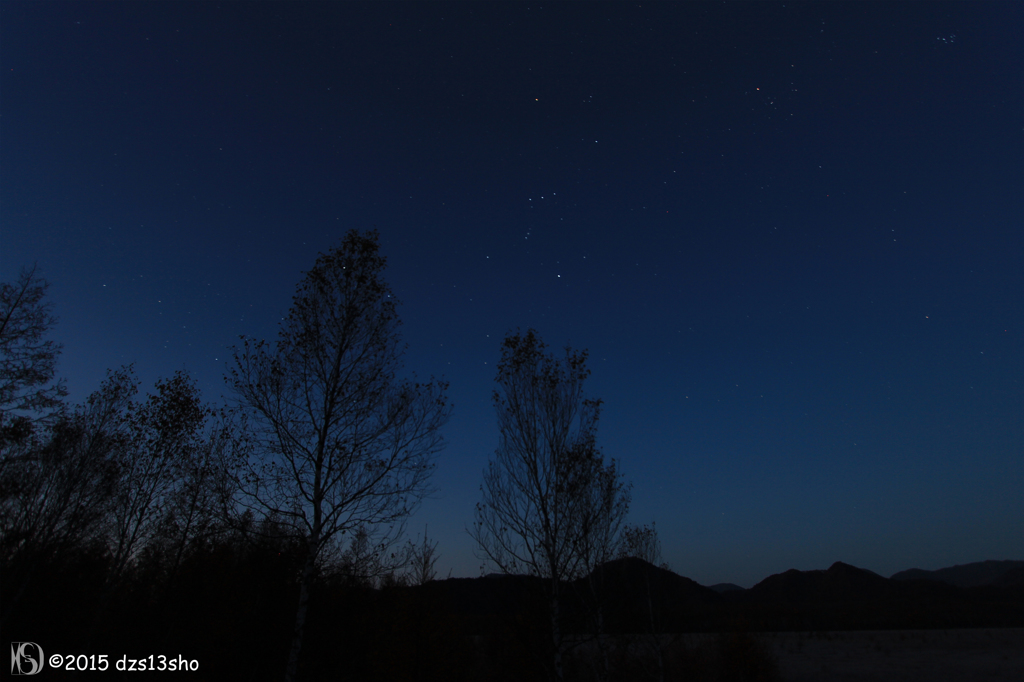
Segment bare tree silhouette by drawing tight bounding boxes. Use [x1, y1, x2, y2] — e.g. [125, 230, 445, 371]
[472, 329, 630, 681]
[405, 526, 441, 586]
[105, 371, 214, 585]
[617, 522, 667, 569]
[616, 522, 670, 682]
[228, 230, 450, 682]
[1, 362, 239, 630]
[0, 367, 130, 624]
[0, 265, 67, 447]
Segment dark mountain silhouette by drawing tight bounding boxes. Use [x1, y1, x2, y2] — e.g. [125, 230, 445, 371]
[576, 557, 724, 633]
[582, 557, 723, 607]
[891, 559, 1024, 588]
[417, 558, 725, 634]
[993, 565, 1024, 588]
[418, 573, 546, 621]
[718, 560, 1024, 630]
[412, 558, 1024, 634]
[707, 582, 745, 593]
[743, 561, 892, 605]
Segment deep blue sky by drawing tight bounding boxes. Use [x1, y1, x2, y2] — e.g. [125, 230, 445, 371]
[3, 1, 1022, 587]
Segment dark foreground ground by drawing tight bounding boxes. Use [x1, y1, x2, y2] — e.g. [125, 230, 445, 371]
[758, 628, 1024, 682]
[560, 628, 1023, 682]
[7, 549, 1021, 680]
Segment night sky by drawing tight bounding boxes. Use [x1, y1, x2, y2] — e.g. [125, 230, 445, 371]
[3, 1, 1022, 588]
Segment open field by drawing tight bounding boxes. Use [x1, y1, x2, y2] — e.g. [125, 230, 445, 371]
[556, 629, 1024, 681]
[757, 628, 1024, 682]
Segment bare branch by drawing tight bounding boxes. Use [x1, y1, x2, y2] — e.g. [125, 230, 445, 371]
[0, 265, 67, 444]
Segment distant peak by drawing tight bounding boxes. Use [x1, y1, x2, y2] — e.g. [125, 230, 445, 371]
[828, 561, 883, 577]
[707, 582, 744, 593]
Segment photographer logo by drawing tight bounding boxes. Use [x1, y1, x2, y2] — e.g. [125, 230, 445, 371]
[10, 642, 44, 675]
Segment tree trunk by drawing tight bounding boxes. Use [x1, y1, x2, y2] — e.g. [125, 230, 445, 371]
[550, 587, 564, 681]
[645, 572, 665, 682]
[284, 552, 316, 682]
[0, 565, 33, 627]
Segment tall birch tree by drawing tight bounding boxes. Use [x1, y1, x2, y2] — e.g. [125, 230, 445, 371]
[472, 329, 629, 681]
[229, 230, 450, 682]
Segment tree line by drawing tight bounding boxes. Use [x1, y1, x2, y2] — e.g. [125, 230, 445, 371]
[1, 232, 672, 682]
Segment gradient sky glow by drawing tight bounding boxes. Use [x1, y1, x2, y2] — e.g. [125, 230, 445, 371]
[2, 1, 1022, 587]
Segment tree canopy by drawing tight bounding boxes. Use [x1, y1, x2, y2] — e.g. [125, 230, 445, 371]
[0, 265, 67, 445]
